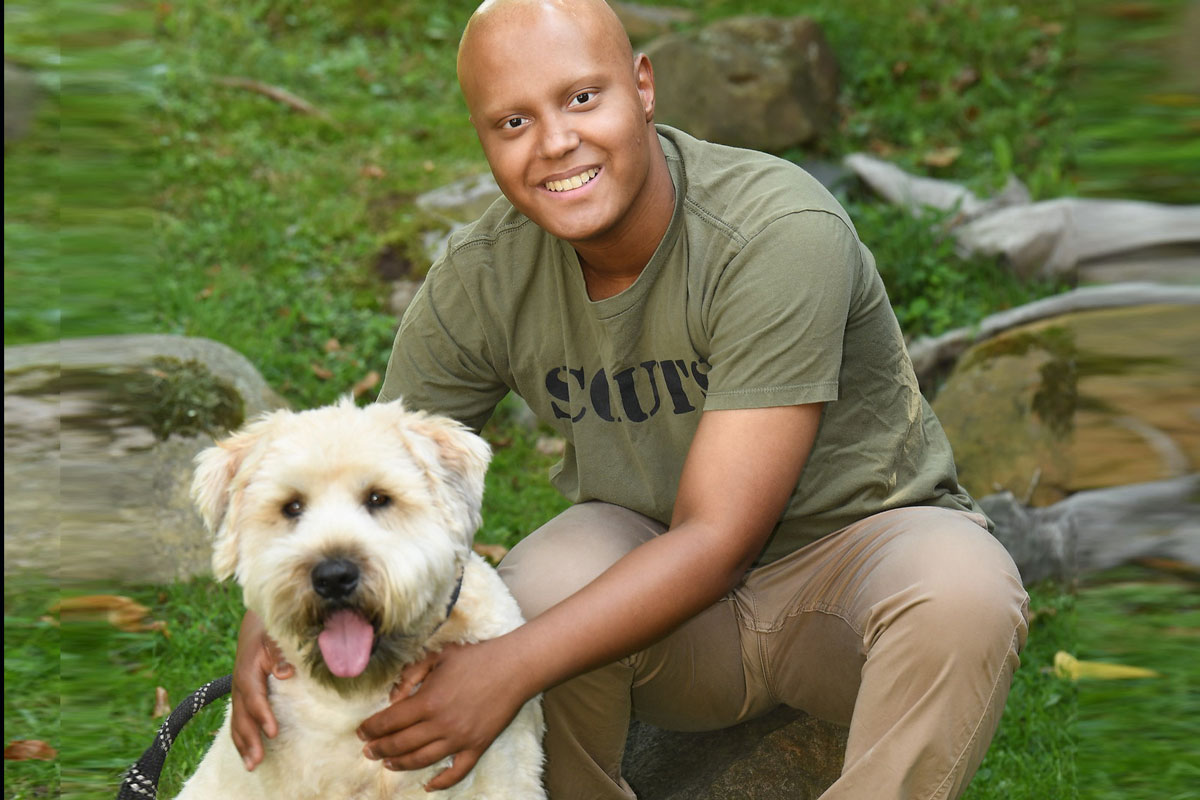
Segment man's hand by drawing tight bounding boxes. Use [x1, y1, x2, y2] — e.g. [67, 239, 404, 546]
[357, 639, 533, 792]
[231, 609, 294, 771]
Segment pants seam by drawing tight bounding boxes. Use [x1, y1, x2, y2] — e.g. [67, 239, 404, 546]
[926, 617, 1023, 800]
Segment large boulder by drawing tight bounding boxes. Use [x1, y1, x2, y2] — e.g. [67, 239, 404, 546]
[4, 335, 288, 584]
[624, 707, 847, 799]
[643, 16, 839, 153]
[611, 1, 697, 44]
[931, 303, 1200, 507]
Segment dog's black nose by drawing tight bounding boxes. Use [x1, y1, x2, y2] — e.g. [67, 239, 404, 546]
[311, 558, 360, 599]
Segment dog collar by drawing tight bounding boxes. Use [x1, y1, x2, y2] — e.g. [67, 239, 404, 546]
[444, 565, 464, 617]
[431, 564, 465, 634]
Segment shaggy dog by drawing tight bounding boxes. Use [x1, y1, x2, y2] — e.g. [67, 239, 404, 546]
[177, 398, 546, 799]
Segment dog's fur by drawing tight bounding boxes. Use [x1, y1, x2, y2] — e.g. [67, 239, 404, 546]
[177, 398, 546, 799]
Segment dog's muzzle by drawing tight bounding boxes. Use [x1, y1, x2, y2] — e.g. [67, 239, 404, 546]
[311, 558, 360, 600]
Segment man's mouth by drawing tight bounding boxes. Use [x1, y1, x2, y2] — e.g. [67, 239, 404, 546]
[545, 167, 600, 193]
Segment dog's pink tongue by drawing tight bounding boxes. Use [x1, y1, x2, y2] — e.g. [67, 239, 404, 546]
[318, 610, 374, 678]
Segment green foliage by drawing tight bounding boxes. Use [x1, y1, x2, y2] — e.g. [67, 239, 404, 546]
[1074, 567, 1200, 799]
[3, 574, 62, 799]
[964, 583, 1079, 800]
[845, 200, 1067, 339]
[137, 357, 247, 440]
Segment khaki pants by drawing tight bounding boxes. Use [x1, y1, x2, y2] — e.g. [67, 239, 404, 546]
[498, 502, 1030, 800]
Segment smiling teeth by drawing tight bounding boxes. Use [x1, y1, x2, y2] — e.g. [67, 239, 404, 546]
[546, 168, 599, 192]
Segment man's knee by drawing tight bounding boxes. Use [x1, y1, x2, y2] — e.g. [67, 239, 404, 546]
[866, 511, 1029, 657]
[498, 502, 665, 619]
[916, 524, 1027, 658]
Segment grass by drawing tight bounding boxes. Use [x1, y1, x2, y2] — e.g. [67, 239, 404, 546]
[1074, 566, 1200, 800]
[5, 0, 1197, 797]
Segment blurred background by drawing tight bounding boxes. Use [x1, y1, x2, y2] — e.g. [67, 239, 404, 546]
[5, 1, 1197, 798]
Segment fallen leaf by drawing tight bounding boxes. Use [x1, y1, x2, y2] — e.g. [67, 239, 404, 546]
[4, 740, 57, 761]
[1053, 651, 1160, 681]
[360, 164, 386, 179]
[1103, 2, 1163, 20]
[922, 146, 962, 168]
[1132, 556, 1200, 579]
[473, 542, 509, 565]
[535, 436, 566, 457]
[423, 160, 436, 172]
[196, 286, 214, 300]
[323, 337, 342, 353]
[351, 370, 381, 398]
[892, 60, 909, 77]
[153, 687, 172, 719]
[1145, 93, 1200, 108]
[311, 364, 334, 380]
[868, 139, 898, 157]
[950, 66, 979, 93]
[52, 595, 169, 635]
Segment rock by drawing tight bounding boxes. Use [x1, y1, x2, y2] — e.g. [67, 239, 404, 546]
[931, 303, 1200, 507]
[4, 335, 288, 584]
[389, 278, 423, 319]
[981, 476, 1200, 585]
[844, 152, 1200, 282]
[611, 1, 697, 43]
[4, 60, 40, 143]
[414, 173, 504, 266]
[907, 283, 1200, 398]
[624, 707, 846, 799]
[643, 16, 839, 152]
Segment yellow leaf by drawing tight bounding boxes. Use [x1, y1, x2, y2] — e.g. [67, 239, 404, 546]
[1053, 651, 1160, 680]
[153, 686, 172, 719]
[51, 594, 169, 635]
[922, 146, 962, 168]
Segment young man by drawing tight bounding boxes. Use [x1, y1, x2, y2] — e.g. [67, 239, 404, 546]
[232, 0, 1030, 796]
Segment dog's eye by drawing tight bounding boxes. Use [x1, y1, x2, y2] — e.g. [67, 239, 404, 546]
[366, 490, 391, 510]
[282, 499, 304, 518]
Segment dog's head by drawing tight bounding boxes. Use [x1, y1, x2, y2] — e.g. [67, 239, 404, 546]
[191, 397, 491, 693]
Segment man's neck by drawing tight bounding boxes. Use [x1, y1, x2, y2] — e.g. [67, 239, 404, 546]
[574, 138, 675, 301]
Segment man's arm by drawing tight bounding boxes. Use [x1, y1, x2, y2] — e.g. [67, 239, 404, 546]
[358, 402, 822, 790]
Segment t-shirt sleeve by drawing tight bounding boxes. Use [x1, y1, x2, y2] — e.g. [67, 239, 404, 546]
[702, 209, 858, 411]
[377, 259, 508, 433]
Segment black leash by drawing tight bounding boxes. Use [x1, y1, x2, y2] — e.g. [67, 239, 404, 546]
[117, 674, 232, 799]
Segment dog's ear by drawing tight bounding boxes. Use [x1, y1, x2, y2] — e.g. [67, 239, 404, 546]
[191, 412, 283, 580]
[397, 408, 493, 549]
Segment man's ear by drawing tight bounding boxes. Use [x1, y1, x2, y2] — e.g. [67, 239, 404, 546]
[634, 53, 656, 122]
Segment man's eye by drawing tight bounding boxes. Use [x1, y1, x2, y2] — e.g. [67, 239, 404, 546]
[503, 117, 527, 129]
[570, 92, 593, 106]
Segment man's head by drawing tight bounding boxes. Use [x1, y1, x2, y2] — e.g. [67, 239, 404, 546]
[456, 0, 672, 254]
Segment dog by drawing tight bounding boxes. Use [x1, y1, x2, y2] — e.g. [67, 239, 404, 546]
[177, 397, 546, 799]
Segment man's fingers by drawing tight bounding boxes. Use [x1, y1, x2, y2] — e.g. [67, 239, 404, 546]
[230, 720, 263, 771]
[358, 696, 425, 743]
[362, 717, 443, 762]
[426, 750, 480, 791]
[379, 740, 455, 773]
[392, 654, 437, 700]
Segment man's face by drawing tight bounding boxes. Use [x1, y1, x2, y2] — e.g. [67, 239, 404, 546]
[458, 7, 656, 247]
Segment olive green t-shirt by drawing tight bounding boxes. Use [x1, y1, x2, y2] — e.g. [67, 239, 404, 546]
[380, 125, 981, 564]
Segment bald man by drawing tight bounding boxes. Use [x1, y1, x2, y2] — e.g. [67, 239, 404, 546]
[231, 1, 1030, 797]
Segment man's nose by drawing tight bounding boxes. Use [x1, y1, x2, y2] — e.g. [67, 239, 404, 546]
[538, 114, 581, 160]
